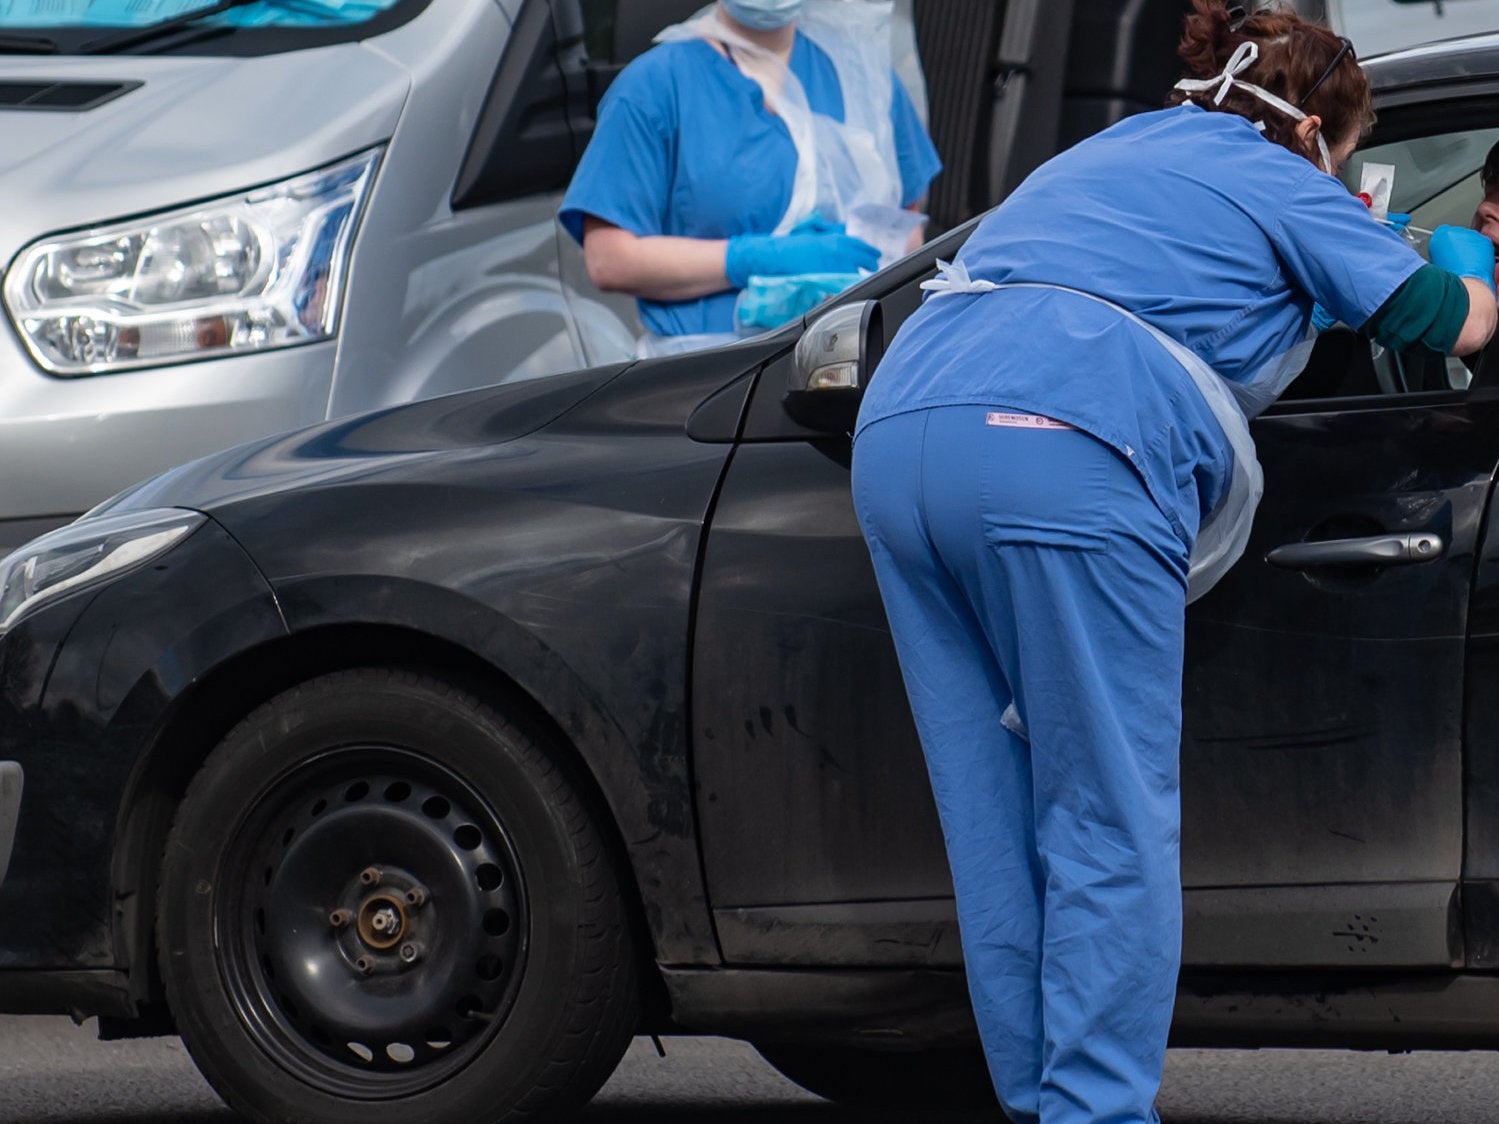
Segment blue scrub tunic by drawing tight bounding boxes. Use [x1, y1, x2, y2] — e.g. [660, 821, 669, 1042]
[859, 103, 1423, 545]
[558, 32, 941, 339]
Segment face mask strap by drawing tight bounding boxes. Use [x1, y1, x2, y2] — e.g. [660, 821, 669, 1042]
[1174, 40, 1335, 173]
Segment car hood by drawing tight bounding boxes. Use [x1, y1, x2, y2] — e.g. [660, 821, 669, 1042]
[96, 364, 629, 517]
[1364, 32, 1499, 92]
[0, 45, 406, 263]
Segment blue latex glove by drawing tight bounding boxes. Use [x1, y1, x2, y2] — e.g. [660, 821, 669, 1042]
[1429, 224, 1497, 295]
[725, 223, 881, 289]
[1310, 303, 1337, 333]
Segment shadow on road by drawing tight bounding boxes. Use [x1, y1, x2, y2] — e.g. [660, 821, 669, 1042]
[582, 1108, 1000, 1122]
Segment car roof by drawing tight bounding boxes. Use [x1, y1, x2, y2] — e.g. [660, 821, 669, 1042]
[1363, 32, 1499, 94]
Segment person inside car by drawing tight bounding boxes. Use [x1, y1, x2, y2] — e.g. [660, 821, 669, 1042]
[558, 0, 940, 357]
[1473, 140, 1499, 283]
[850, 2, 1499, 1123]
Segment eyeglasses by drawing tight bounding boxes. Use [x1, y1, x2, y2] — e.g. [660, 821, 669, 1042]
[1299, 36, 1356, 108]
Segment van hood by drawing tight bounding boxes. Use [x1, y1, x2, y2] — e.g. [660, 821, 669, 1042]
[0, 46, 406, 256]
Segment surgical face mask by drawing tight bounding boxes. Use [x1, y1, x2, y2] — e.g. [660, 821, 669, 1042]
[1175, 41, 1335, 175]
[720, 0, 804, 31]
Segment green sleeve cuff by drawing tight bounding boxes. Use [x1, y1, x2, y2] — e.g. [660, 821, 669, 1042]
[1363, 264, 1469, 357]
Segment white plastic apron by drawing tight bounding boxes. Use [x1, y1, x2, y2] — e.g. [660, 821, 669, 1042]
[655, 2, 907, 252]
[635, 329, 739, 358]
[922, 261, 1269, 602]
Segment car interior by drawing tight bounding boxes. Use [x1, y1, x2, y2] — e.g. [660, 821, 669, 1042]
[1284, 122, 1499, 403]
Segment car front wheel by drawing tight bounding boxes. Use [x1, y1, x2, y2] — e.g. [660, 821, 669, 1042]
[157, 668, 638, 1123]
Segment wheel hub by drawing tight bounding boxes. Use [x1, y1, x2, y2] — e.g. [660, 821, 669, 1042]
[223, 756, 527, 1088]
[338, 865, 424, 960]
[358, 896, 407, 949]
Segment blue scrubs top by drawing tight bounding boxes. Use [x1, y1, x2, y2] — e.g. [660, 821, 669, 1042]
[559, 32, 942, 339]
[857, 104, 1425, 546]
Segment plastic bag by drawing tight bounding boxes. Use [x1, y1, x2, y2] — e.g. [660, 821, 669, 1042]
[733, 272, 864, 333]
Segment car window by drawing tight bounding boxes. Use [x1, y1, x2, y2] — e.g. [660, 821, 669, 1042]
[1283, 118, 1499, 404]
[1322, 124, 1499, 396]
[0, 0, 402, 28]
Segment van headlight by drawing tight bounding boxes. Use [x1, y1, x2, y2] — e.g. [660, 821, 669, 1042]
[0, 508, 204, 632]
[3, 148, 381, 375]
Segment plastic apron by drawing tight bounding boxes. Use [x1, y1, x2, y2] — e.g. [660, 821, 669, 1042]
[922, 261, 1312, 602]
[657, 3, 906, 238]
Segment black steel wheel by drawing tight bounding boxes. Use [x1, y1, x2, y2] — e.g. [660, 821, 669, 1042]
[158, 668, 639, 1123]
[754, 1041, 1003, 1112]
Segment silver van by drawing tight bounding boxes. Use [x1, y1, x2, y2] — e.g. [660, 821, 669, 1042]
[0, 0, 649, 554]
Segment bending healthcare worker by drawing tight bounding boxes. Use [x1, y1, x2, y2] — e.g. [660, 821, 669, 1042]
[851, 2, 1499, 1123]
[559, 0, 941, 357]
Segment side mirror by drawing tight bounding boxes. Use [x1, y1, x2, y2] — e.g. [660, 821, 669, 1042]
[783, 300, 884, 433]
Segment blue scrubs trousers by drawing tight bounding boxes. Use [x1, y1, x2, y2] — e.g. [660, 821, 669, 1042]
[851, 405, 1190, 1124]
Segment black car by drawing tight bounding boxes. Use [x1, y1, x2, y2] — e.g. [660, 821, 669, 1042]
[3, 30, 1499, 1124]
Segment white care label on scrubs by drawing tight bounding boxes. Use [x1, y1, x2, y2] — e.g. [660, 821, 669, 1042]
[985, 411, 1076, 430]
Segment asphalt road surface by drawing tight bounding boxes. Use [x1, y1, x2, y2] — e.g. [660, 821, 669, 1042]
[1, 1017, 1497, 1122]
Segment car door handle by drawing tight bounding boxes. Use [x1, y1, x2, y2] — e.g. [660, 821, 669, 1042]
[1266, 533, 1446, 569]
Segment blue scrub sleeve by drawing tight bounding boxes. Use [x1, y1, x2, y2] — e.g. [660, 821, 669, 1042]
[890, 79, 942, 208]
[558, 71, 673, 246]
[1270, 165, 1425, 330]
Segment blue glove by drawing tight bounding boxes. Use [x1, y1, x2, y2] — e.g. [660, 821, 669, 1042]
[1310, 303, 1337, 332]
[1429, 224, 1497, 295]
[725, 224, 881, 289]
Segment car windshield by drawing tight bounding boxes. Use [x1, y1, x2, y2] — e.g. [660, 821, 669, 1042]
[0, 0, 400, 29]
[1326, 0, 1499, 57]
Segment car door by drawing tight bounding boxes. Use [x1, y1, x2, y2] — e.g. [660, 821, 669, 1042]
[1180, 384, 1498, 970]
[1179, 100, 1499, 970]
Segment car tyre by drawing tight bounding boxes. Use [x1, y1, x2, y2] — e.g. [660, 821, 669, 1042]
[755, 1041, 1002, 1112]
[157, 667, 638, 1123]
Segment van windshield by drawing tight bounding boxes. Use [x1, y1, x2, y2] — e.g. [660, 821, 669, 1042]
[0, 0, 400, 29]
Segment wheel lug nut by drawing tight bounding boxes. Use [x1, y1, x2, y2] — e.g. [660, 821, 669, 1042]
[354, 956, 375, 975]
[399, 942, 423, 964]
[405, 885, 428, 908]
[328, 908, 352, 928]
[370, 906, 399, 934]
[359, 866, 383, 886]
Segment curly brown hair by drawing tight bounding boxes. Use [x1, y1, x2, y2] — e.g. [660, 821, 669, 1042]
[1168, 0, 1374, 168]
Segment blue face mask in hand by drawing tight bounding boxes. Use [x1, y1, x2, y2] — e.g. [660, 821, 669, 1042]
[720, 0, 804, 31]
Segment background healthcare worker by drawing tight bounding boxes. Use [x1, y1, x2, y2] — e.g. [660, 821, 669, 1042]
[851, 2, 1498, 1122]
[558, 0, 941, 357]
